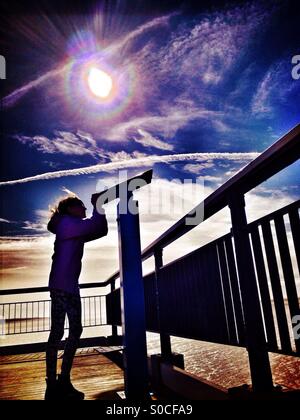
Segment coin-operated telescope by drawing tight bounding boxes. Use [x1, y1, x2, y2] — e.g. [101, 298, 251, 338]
[91, 169, 153, 207]
[92, 169, 153, 399]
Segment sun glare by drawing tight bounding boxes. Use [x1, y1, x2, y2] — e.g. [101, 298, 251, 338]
[87, 67, 113, 98]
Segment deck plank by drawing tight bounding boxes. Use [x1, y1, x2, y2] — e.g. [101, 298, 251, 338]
[0, 349, 124, 400]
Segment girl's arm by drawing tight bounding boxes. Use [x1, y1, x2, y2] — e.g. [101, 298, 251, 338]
[57, 208, 108, 241]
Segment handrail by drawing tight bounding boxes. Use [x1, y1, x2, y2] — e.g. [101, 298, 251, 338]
[0, 281, 110, 296]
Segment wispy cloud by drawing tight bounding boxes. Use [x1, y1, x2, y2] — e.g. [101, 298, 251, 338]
[0, 211, 50, 235]
[183, 162, 214, 174]
[0, 152, 259, 186]
[3, 64, 70, 108]
[133, 128, 174, 151]
[13, 130, 160, 161]
[21, 221, 46, 232]
[157, 5, 266, 86]
[251, 60, 297, 117]
[104, 108, 222, 142]
[108, 12, 177, 56]
[13, 130, 106, 158]
[131, 2, 270, 92]
[0, 218, 12, 223]
[105, 150, 149, 162]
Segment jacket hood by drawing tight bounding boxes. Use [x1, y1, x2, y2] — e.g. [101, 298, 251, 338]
[47, 213, 63, 234]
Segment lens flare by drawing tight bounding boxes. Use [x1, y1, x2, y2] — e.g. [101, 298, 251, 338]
[88, 67, 113, 98]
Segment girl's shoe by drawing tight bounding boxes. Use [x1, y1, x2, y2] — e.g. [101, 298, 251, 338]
[57, 374, 85, 400]
[44, 378, 58, 400]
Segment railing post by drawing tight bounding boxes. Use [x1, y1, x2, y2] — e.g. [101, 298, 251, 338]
[229, 192, 273, 392]
[117, 194, 149, 399]
[110, 279, 118, 340]
[154, 248, 172, 360]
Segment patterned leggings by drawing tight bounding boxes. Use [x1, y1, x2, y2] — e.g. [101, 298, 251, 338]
[46, 289, 83, 380]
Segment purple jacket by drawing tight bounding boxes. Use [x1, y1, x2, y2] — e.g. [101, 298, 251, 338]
[48, 208, 108, 295]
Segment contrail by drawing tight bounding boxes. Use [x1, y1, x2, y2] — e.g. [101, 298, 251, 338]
[3, 64, 71, 108]
[108, 12, 177, 55]
[0, 152, 259, 186]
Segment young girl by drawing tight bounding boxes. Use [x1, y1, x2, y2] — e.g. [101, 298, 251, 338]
[45, 195, 108, 400]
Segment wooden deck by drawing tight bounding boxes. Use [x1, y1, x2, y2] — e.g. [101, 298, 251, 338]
[0, 348, 125, 400]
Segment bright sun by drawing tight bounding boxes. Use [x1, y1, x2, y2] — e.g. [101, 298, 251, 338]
[87, 67, 113, 98]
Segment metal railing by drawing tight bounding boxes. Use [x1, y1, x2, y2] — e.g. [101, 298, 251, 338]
[106, 200, 300, 355]
[248, 200, 300, 354]
[0, 294, 107, 336]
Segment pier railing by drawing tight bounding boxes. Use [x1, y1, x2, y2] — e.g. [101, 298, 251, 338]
[0, 283, 114, 354]
[107, 199, 300, 354]
[0, 294, 107, 336]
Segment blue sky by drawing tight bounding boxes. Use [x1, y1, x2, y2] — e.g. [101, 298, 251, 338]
[0, 0, 299, 289]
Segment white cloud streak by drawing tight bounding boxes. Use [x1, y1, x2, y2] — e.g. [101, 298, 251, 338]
[3, 64, 70, 108]
[104, 109, 222, 141]
[21, 221, 46, 232]
[251, 60, 297, 116]
[183, 162, 214, 174]
[157, 7, 263, 86]
[0, 152, 259, 186]
[133, 129, 174, 151]
[14, 131, 107, 158]
[108, 12, 177, 56]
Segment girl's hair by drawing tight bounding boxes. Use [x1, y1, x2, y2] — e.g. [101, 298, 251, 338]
[49, 195, 83, 217]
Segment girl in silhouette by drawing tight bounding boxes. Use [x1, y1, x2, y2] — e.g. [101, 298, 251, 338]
[45, 195, 108, 400]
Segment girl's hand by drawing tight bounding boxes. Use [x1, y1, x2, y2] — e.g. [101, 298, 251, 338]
[91, 193, 99, 207]
[91, 191, 108, 207]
